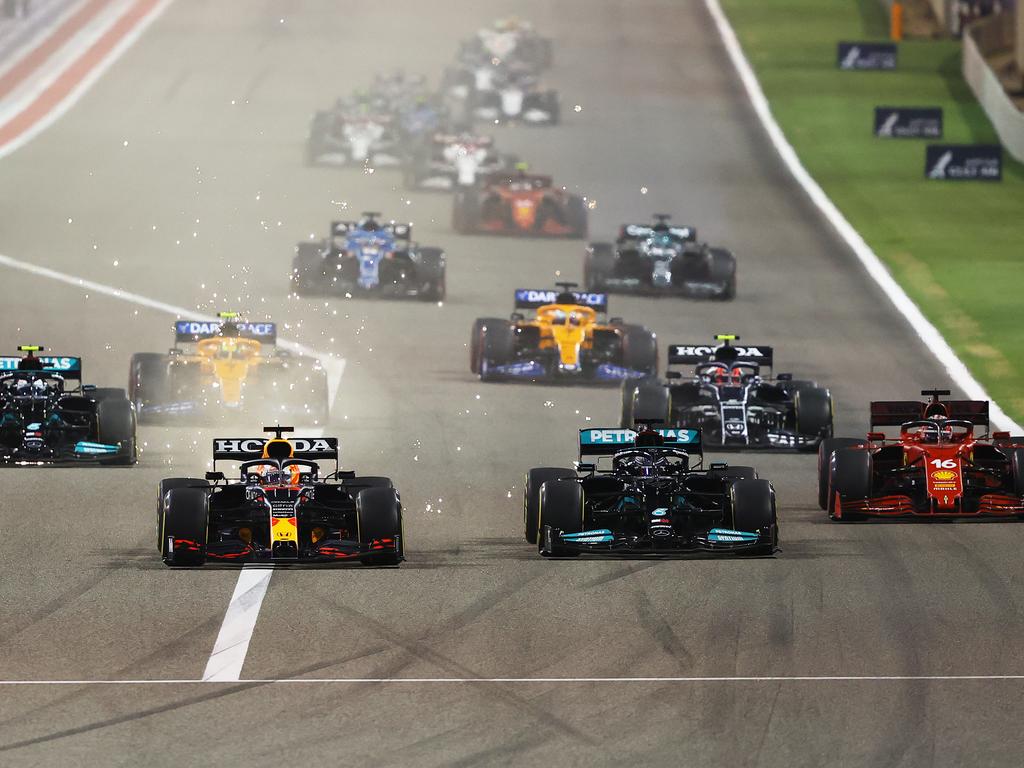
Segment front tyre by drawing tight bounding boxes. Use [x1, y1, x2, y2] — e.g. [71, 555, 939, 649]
[357, 486, 404, 565]
[161, 487, 209, 566]
[524, 467, 575, 544]
[731, 478, 777, 556]
[538, 479, 584, 557]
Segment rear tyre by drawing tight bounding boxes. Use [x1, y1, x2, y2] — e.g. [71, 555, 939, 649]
[621, 325, 658, 376]
[730, 479, 777, 555]
[709, 248, 736, 301]
[96, 395, 137, 465]
[631, 383, 671, 425]
[619, 380, 640, 428]
[161, 487, 209, 566]
[129, 353, 168, 425]
[794, 388, 833, 446]
[817, 438, 865, 510]
[584, 243, 615, 291]
[470, 318, 506, 374]
[538, 479, 584, 556]
[357, 486, 403, 565]
[416, 247, 446, 301]
[829, 448, 871, 521]
[524, 467, 575, 544]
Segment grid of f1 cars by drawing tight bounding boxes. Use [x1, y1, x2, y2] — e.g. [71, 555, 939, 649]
[6, 18, 1023, 569]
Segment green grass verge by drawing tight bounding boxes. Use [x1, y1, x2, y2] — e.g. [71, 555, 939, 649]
[721, 0, 1024, 423]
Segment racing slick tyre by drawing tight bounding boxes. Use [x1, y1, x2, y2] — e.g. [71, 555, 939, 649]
[621, 325, 658, 376]
[158, 477, 207, 551]
[524, 467, 575, 544]
[584, 243, 615, 290]
[452, 189, 481, 234]
[730, 479, 778, 556]
[710, 466, 758, 482]
[292, 242, 325, 297]
[478, 321, 515, 381]
[631, 383, 671, 425]
[794, 387, 833, 448]
[619, 380, 641, 428]
[709, 248, 737, 301]
[470, 318, 507, 374]
[161, 487, 209, 566]
[538, 478, 584, 556]
[129, 353, 168, 425]
[357, 486, 404, 566]
[829, 448, 872, 521]
[565, 195, 587, 239]
[96, 395, 137, 465]
[1007, 448, 1024, 504]
[416, 247, 446, 302]
[817, 438, 866, 510]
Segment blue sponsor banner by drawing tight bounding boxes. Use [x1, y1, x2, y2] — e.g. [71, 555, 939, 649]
[514, 288, 608, 310]
[174, 320, 277, 342]
[837, 42, 897, 70]
[925, 144, 1002, 181]
[874, 107, 942, 138]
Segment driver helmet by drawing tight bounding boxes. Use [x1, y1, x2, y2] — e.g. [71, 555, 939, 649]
[219, 322, 240, 338]
[634, 428, 665, 447]
[17, 354, 43, 371]
[567, 312, 582, 327]
[921, 415, 953, 444]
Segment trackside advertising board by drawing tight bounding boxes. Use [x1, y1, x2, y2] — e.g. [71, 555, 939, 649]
[925, 145, 1002, 181]
[837, 42, 897, 70]
[874, 107, 942, 138]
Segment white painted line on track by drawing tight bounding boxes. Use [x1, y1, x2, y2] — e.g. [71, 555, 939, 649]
[702, 0, 1023, 434]
[201, 566, 273, 682]
[5, 675, 1024, 685]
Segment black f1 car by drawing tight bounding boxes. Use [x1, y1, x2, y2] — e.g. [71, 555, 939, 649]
[620, 335, 833, 450]
[0, 346, 136, 465]
[158, 426, 404, 566]
[524, 422, 777, 556]
[584, 215, 736, 299]
[292, 213, 446, 301]
[129, 314, 329, 425]
[470, 284, 657, 383]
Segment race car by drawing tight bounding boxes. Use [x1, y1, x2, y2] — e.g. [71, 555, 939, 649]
[291, 213, 446, 300]
[158, 426, 403, 566]
[403, 132, 515, 191]
[469, 283, 657, 383]
[0, 346, 136, 465]
[129, 314, 329, 425]
[524, 422, 777, 556]
[459, 18, 553, 72]
[467, 65, 559, 125]
[620, 335, 833, 450]
[453, 168, 587, 238]
[305, 103, 401, 167]
[819, 390, 1024, 520]
[584, 215, 736, 299]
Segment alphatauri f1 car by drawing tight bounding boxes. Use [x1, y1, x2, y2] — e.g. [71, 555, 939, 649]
[621, 335, 833, 450]
[158, 426, 404, 566]
[453, 169, 587, 238]
[0, 346, 136, 465]
[470, 284, 657, 383]
[129, 314, 329, 425]
[585, 215, 736, 299]
[820, 390, 1024, 520]
[525, 422, 777, 556]
[292, 213, 446, 301]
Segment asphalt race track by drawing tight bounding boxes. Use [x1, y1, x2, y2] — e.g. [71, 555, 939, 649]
[1, 1, 1023, 766]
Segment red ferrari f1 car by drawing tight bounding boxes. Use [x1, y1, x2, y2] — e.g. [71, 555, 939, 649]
[452, 169, 587, 238]
[819, 390, 1024, 520]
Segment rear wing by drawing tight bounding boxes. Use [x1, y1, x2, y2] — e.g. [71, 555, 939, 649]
[212, 437, 339, 465]
[578, 428, 702, 458]
[0, 356, 82, 381]
[869, 400, 989, 428]
[514, 288, 608, 312]
[668, 344, 773, 366]
[331, 220, 411, 240]
[620, 223, 697, 242]
[174, 320, 277, 345]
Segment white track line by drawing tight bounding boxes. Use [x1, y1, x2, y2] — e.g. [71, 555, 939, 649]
[702, 0, 1023, 434]
[4, 675, 1024, 685]
[201, 567, 273, 682]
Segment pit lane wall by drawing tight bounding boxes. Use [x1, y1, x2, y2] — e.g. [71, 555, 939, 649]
[963, 14, 1024, 162]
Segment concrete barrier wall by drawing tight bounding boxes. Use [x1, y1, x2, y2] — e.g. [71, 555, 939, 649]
[963, 17, 1024, 162]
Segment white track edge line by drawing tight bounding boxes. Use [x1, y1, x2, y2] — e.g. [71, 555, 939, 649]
[702, 0, 1023, 434]
[4, 675, 1024, 685]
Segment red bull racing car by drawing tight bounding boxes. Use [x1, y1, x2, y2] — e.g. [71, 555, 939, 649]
[819, 390, 1024, 520]
[158, 426, 404, 566]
